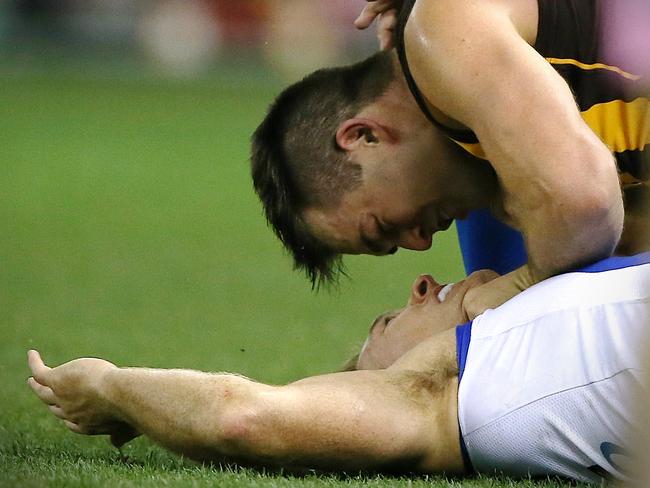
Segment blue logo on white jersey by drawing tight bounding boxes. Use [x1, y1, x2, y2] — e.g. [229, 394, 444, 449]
[600, 441, 629, 474]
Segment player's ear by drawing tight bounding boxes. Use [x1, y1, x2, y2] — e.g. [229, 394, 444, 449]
[335, 118, 383, 151]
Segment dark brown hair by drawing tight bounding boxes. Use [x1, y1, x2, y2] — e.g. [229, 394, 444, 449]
[251, 51, 395, 287]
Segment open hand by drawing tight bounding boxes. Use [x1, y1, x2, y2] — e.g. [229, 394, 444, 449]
[354, 0, 403, 50]
[462, 265, 534, 320]
[27, 350, 139, 447]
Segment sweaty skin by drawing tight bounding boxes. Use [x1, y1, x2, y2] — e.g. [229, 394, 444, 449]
[353, 0, 624, 316]
[27, 273, 493, 473]
[355, 0, 402, 50]
[27, 344, 463, 473]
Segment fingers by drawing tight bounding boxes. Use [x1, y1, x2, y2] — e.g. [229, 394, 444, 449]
[28, 375, 68, 423]
[48, 405, 66, 420]
[28, 350, 52, 384]
[466, 269, 500, 287]
[377, 9, 398, 50]
[27, 377, 57, 405]
[446, 276, 477, 304]
[354, 0, 396, 29]
[354, 4, 377, 29]
[64, 420, 83, 434]
[448, 270, 500, 304]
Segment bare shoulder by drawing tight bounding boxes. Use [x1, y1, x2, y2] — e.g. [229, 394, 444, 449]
[406, 0, 538, 47]
[402, 0, 544, 126]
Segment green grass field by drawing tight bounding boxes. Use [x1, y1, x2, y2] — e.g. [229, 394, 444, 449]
[0, 67, 584, 487]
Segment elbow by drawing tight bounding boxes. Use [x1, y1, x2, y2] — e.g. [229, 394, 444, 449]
[177, 406, 261, 463]
[566, 133, 623, 247]
[573, 180, 624, 252]
[578, 139, 625, 252]
[211, 399, 282, 461]
[218, 406, 261, 449]
[516, 131, 625, 276]
[540, 184, 624, 272]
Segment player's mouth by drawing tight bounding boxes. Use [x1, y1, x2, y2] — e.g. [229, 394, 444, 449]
[436, 283, 455, 302]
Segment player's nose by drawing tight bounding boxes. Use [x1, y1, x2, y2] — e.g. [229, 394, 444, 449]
[409, 274, 439, 305]
[397, 226, 433, 251]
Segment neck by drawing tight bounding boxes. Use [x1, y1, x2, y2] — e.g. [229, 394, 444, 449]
[390, 50, 435, 130]
[388, 48, 470, 131]
[358, 68, 436, 141]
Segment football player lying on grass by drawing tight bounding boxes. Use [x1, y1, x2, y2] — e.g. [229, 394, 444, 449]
[28, 253, 650, 484]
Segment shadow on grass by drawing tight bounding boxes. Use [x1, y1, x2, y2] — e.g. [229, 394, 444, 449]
[2, 430, 587, 487]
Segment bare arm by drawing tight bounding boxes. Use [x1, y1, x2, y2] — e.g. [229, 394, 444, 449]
[27, 349, 463, 474]
[461, 264, 535, 319]
[406, 0, 623, 282]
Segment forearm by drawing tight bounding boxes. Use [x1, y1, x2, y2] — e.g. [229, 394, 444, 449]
[492, 121, 624, 281]
[462, 198, 623, 321]
[101, 366, 455, 473]
[461, 265, 535, 319]
[103, 367, 266, 462]
[29, 351, 461, 473]
[518, 178, 623, 281]
[408, 0, 623, 277]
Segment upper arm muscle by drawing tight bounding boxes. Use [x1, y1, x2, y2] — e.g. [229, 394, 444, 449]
[405, 0, 595, 188]
[404, 0, 621, 272]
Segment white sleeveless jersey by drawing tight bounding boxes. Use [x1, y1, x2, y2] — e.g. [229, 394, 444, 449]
[456, 254, 650, 483]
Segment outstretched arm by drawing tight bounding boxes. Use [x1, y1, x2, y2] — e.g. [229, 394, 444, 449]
[27, 348, 463, 474]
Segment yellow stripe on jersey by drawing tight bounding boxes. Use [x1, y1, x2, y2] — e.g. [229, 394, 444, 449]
[620, 174, 646, 187]
[451, 97, 649, 160]
[545, 57, 642, 81]
[453, 141, 487, 160]
[581, 97, 650, 153]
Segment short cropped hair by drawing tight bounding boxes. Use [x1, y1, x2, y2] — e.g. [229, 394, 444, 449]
[251, 51, 395, 287]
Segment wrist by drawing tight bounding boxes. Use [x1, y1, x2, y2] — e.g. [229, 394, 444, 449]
[511, 264, 536, 290]
[100, 367, 129, 423]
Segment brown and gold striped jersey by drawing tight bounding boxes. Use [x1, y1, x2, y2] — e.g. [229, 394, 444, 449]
[395, 0, 649, 187]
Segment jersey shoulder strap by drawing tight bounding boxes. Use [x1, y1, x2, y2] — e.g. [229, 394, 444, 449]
[395, 0, 479, 144]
